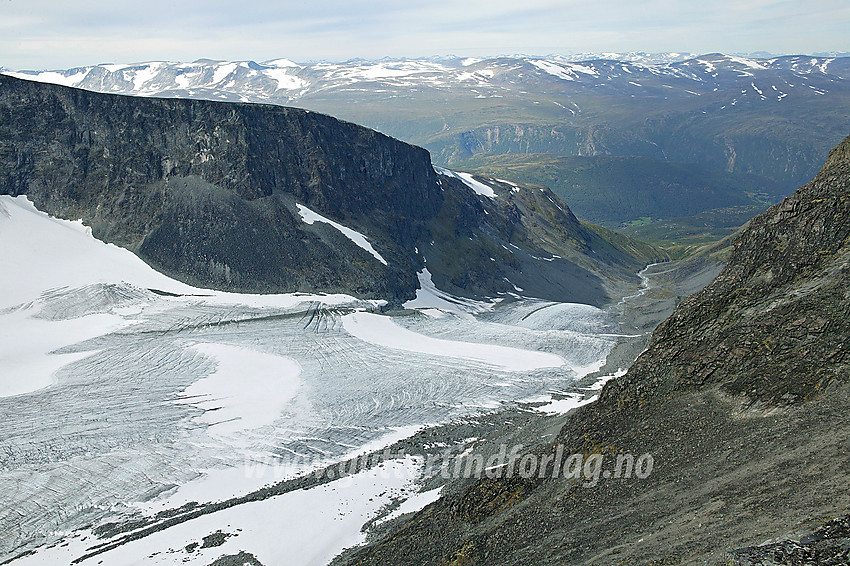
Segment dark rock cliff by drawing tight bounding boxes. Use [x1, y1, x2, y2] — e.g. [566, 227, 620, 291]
[334, 137, 850, 565]
[0, 75, 661, 304]
[0, 74, 439, 299]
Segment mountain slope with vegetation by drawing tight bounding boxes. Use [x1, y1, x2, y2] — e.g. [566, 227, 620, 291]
[459, 153, 787, 225]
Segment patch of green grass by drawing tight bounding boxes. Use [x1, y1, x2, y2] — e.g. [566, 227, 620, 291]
[619, 205, 767, 258]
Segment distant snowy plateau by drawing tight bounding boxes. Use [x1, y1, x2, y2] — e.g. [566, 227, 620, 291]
[0, 195, 623, 564]
[3, 52, 847, 110]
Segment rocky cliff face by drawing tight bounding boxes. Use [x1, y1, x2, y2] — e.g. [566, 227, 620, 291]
[0, 74, 439, 299]
[335, 137, 850, 565]
[0, 75, 660, 304]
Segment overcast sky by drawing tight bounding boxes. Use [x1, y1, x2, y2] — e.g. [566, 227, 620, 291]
[2, 0, 848, 70]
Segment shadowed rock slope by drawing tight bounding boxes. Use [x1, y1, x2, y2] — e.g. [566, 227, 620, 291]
[333, 137, 850, 565]
[0, 75, 661, 305]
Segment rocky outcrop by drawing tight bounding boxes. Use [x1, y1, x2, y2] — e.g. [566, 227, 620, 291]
[730, 514, 850, 565]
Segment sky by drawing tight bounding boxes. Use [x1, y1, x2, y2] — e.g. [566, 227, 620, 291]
[1, 0, 849, 70]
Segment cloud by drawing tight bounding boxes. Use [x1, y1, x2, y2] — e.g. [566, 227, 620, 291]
[1, 0, 848, 69]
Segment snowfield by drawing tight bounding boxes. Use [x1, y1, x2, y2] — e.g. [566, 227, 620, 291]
[341, 312, 566, 372]
[11, 458, 429, 566]
[175, 343, 304, 438]
[0, 195, 620, 565]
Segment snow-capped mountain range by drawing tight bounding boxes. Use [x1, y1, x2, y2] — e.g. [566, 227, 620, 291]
[4, 53, 850, 194]
[3, 53, 847, 107]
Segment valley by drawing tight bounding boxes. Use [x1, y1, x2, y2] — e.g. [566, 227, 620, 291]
[1, 46, 849, 565]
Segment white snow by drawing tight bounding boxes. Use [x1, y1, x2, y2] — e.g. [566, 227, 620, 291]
[175, 343, 303, 437]
[341, 311, 565, 372]
[584, 367, 627, 390]
[529, 60, 575, 81]
[211, 62, 237, 84]
[374, 486, 443, 524]
[317, 61, 450, 84]
[11, 458, 427, 566]
[100, 63, 128, 73]
[0, 196, 197, 309]
[264, 68, 308, 90]
[726, 54, 767, 70]
[819, 58, 835, 73]
[403, 268, 494, 316]
[529, 59, 599, 81]
[535, 393, 598, 415]
[696, 59, 717, 73]
[3, 69, 89, 87]
[355, 64, 418, 80]
[130, 62, 163, 90]
[533, 367, 627, 415]
[174, 71, 191, 89]
[456, 71, 489, 84]
[433, 167, 497, 198]
[0, 308, 130, 398]
[265, 58, 300, 68]
[297, 203, 388, 265]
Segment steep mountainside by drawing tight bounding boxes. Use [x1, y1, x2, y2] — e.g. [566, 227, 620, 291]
[0, 75, 661, 305]
[333, 137, 850, 564]
[613, 136, 850, 406]
[7, 54, 849, 190]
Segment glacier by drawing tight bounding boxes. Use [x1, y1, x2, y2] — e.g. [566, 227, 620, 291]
[0, 195, 621, 564]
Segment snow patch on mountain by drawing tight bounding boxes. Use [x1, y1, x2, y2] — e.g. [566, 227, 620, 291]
[530, 59, 599, 80]
[296, 203, 388, 265]
[433, 167, 497, 199]
[404, 268, 496, 316]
